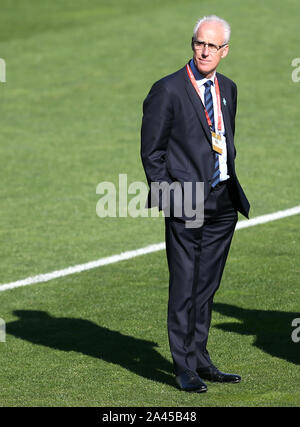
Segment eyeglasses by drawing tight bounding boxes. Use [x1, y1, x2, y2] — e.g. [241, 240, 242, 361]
[192, 38, 227, 54]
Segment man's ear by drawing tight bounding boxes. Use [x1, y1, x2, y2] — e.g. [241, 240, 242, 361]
[221, 44, 229, 58]
[191, 37, 195, 51]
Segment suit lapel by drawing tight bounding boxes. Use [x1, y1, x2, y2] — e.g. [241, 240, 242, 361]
[217, 74, 234, 144]
[183, 69, 212, 143]
[217, 74, 236, 171]
[183, 68, 235, 150]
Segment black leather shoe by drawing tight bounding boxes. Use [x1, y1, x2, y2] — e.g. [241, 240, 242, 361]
[176, 370, 208, 392]
[197, 365, 241, 383]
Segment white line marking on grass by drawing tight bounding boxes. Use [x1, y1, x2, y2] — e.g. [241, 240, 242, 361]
[1, 206, 300, 292]
[236, 205, 300, 230]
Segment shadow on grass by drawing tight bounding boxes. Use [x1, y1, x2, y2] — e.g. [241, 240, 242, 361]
[213, 303, 300, 365]
[6, 310, 175, 388]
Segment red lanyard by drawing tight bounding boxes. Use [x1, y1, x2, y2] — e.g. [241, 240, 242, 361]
[186, 63, 222, 132]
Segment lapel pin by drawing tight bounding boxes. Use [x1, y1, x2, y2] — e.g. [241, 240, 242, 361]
[223, 97, 227, 106]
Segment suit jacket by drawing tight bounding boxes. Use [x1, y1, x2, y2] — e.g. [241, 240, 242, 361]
[140, 63, 250, 218]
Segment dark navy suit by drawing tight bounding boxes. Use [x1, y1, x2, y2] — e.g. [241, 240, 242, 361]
[141, 61, 250, 374]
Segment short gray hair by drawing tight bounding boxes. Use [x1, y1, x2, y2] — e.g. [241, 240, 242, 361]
[193, 15, 231, 44]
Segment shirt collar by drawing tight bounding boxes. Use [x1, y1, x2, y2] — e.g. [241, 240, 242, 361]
[189, 59, 215, 86]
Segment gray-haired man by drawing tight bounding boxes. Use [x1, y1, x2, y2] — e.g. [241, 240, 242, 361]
[141, 16, 250, 392]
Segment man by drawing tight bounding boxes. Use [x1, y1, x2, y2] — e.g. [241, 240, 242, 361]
[141, 15, 250, 393]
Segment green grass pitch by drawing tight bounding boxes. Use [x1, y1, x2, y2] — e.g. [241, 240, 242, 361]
[0, 0, 299, 406]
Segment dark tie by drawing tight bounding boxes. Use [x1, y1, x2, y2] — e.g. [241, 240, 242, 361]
[204, 81, 220, 188]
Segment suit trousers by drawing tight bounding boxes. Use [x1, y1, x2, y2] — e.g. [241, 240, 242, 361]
[164, 181, 238, 375]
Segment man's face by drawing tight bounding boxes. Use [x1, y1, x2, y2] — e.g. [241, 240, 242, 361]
[193, 21, 229, 78]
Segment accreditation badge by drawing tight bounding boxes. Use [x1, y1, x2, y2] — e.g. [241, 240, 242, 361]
[211, 131, 223, 155]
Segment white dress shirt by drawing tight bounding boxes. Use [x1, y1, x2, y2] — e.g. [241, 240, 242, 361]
[194, 71, 230, 182]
